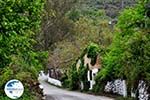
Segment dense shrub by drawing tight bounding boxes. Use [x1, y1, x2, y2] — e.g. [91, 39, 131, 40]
[68, 63, 80, 90]
[87, 43, 101, 65]
[0, 0, 47, 99]
[78, 64, 89, 91]
[61, 71, 70, 88]
[94, 0, 150, 97]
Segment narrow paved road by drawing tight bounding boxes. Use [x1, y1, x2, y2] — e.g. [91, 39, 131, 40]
[39, 80, 114, 100]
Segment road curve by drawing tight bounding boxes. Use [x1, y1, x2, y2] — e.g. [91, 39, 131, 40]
[39, 80, 114, 100]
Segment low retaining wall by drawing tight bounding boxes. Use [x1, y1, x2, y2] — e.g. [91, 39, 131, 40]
[105, 79, 127, 97]
[47, 77, 62, 87]
[104, 79, 149, 100]
[39, 71, 62, 87]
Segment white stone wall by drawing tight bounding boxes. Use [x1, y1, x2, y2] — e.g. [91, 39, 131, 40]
[39, 70, 62, 87]
[137, 80, 149, 100]
[38, 71, 48, 81]
[47, 77, 62, 87]
[104, 79, 149, 100]
[104, 79, 127, 97]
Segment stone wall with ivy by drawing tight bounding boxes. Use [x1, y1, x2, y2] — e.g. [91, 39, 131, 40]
[61, 43, 101, 91]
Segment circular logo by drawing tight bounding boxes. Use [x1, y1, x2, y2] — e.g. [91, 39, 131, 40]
[4, 79, 24, 99]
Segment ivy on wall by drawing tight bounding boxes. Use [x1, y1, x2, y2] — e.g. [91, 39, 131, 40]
[62, 43, 101, 91]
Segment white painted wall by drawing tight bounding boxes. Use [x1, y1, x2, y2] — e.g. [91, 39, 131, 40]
[38, 70, 48, 81]
[104, 79, 127, 96]
[47, 77, 62, 87]
[39, 70, 62, 87]
[137, 80, 149, 100]
[88, 68, 99, 90]
[104, 79, 149, 100]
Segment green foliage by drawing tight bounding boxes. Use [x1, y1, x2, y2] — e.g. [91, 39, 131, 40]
[0, 0, 45, 68]
[39, 0, 77, 50]
[87, 43, 100, 58]
[94, 0, 150, 96]
[78, 43, 101, 90]
[0, 67, 14, 94]
[92, 83, 106, 93]
[61, 73, 70, 88]
[87, 43, 101, 65]
[93, 70, 107, 93]
[78, 0, 137, 18]
[0, 0, 46, 99]
[67, 9, 81, 21]
[47, 4, 113, 70]
[78, 64, 89, 91]
[64, 43, 101, 91]
[68, 63, 79, 90]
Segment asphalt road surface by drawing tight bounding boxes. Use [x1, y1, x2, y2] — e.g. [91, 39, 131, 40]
[39, 80, 114, 100]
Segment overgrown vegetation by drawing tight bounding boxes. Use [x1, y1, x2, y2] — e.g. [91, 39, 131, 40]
[44, 0, 150, 99]
[62, 43, 101, 91]
[0, 0, 47, 99]
[94, 0, 150, 97]
[47, 13, 113, 70]
[1, 0, 150, 99]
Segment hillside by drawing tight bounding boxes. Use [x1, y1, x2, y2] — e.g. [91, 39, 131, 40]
[79, 0, 137, 18]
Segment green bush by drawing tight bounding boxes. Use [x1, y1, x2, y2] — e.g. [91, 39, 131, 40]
[68, 63, 80, 90]
[61, 72, 70, 88]
[0, 0, 46, 99]
[94, 0, 150, 96]
[87, 43, 101, 65]
[78, 64, 89, 91]
[93, 75, 107, 93]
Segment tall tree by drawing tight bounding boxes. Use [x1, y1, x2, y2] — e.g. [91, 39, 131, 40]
[38, 0, 77, 50]
[0, 0, 46, 99]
